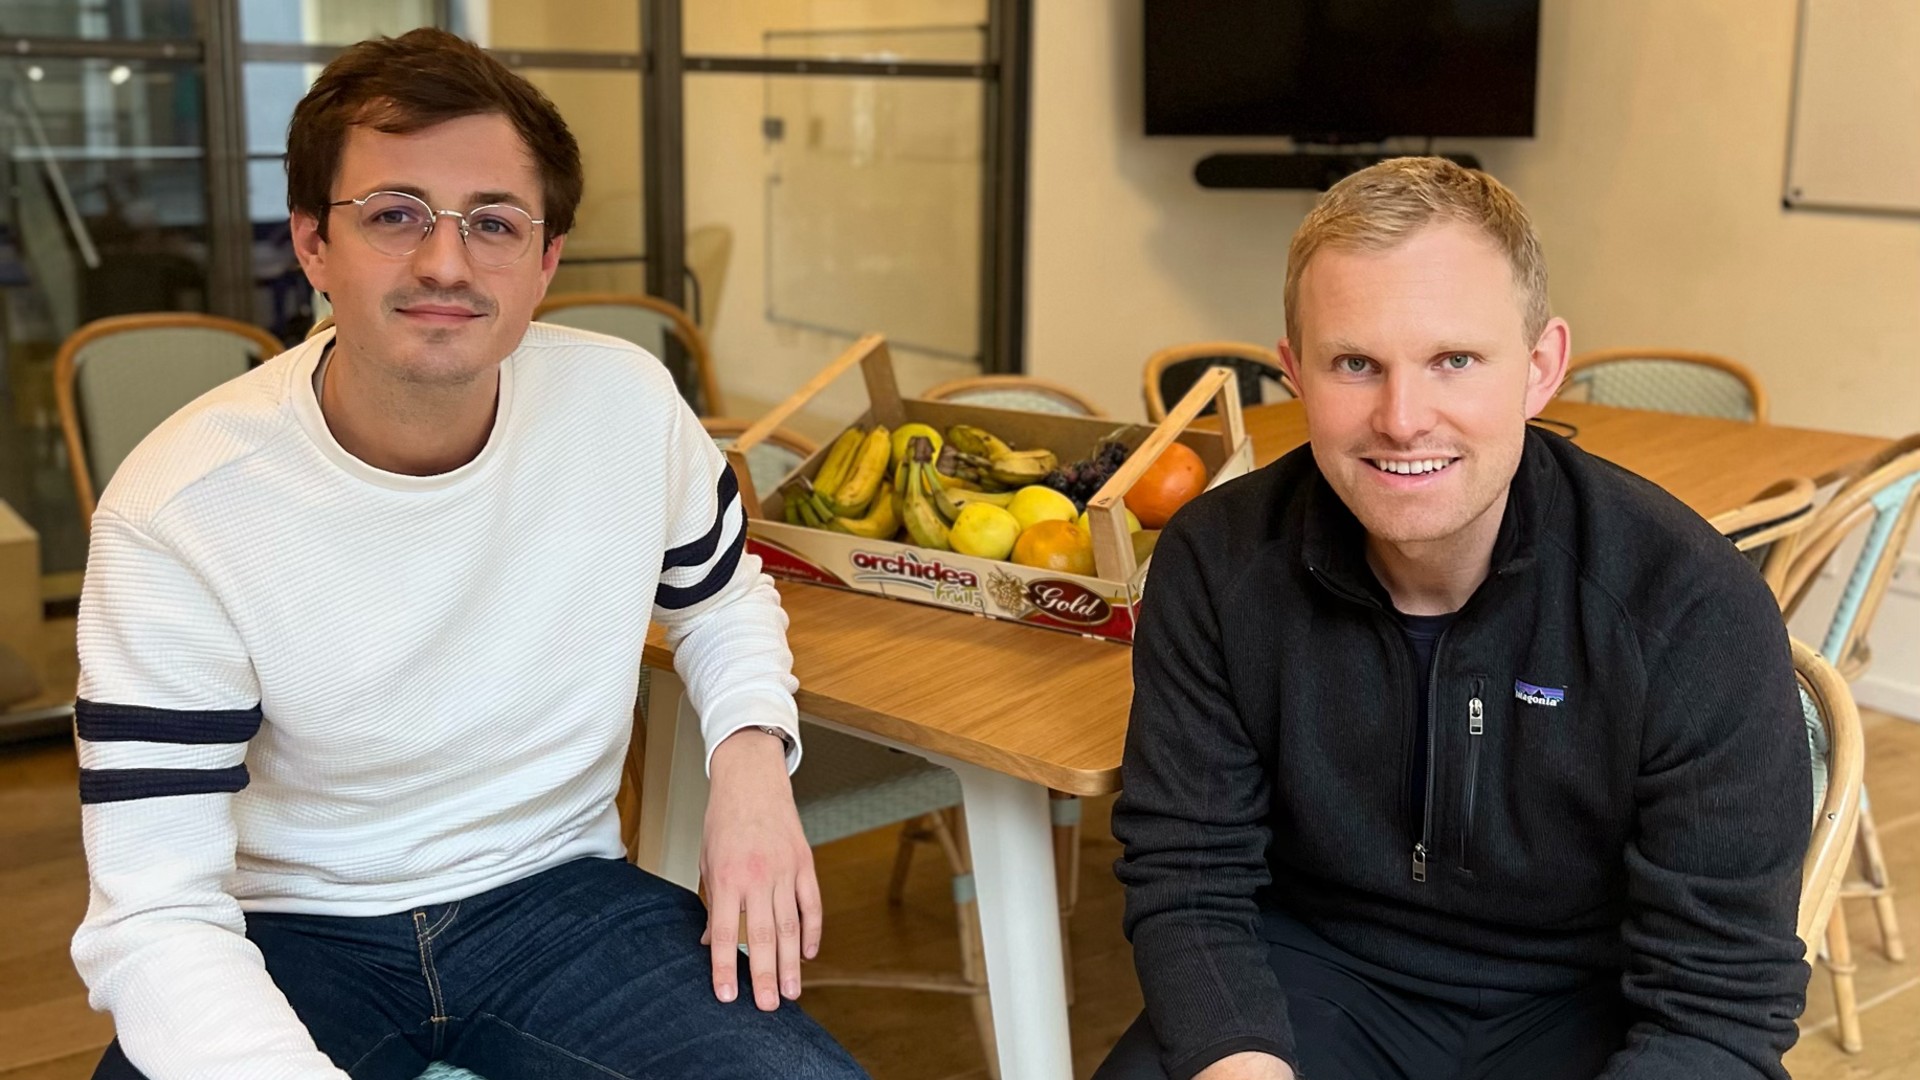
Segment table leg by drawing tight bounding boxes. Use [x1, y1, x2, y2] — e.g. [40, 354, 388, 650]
[952, 759, 1074, 1080]
[633, 666, 706, 891]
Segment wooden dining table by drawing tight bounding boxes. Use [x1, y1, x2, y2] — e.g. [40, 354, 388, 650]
[636, 398, 1891, 1080]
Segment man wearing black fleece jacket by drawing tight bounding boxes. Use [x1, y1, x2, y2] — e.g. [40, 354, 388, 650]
[1095, 158, 1809, 1080]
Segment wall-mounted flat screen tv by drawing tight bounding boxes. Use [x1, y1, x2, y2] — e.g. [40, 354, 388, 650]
[1144, 0, 1541, 140]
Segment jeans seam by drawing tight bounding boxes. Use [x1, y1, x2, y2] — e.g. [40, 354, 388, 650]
[413, 910, 451, 1047]
[472, 1012, 638, 1080]
[343, 1030, 409, 1076]
[425, 900, 463, 942]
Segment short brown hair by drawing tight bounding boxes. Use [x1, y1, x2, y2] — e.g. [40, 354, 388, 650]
[286, 27, 583, 246]
[1284, 157, 1549, 347]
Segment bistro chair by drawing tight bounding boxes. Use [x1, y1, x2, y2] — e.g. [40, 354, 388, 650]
[1794, 640, 1867, 1052]
[1709, 477, 1818, 576]
[535, 294, 724, 416]
[1562, 348, 1768, 423]
[920, 375, 1106, 417]
[54, 313, 285, 531]
[701, 419, 817, 512]
[1142, 341, 1295, 422]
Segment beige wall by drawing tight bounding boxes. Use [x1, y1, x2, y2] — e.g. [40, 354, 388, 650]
[1025, 0, 1920, 718]
[1026, 0, 1920, 440]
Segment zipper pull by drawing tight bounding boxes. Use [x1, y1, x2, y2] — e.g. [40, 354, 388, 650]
[1412, 844, 1428, 882]
[1469, 696, 1484, 736]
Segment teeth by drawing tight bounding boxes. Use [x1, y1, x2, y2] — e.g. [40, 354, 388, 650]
[1371, 458, 1453, 475]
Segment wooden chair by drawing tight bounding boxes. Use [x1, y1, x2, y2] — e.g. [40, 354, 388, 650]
[1142, 341, 1296, 422]
[1563, 348, 1768, 423]
[1795, 639, 1868, 1051]
[54, 313, 285, 530]
[919, 375, 1106, 417]
[1710, 477, 1818, 583]
[1775, 433, 1920, 1007]
[535, 293, 723, 416]
[700, 419, 817, 511]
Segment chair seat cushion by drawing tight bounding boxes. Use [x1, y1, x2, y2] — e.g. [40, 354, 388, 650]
[792, 724, 962, 846]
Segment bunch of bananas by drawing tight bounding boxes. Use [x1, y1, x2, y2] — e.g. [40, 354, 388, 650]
[936, 425, 1059, 490]
[779, 420, 1061, 551]
[781, 424, 901, 538]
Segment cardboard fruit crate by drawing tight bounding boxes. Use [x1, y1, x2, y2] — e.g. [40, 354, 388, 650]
[724, 334, 1253, 644]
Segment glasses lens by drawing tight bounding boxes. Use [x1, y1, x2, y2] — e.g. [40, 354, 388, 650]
[465, 205, 536, 267]
[354, 192, 432, 257]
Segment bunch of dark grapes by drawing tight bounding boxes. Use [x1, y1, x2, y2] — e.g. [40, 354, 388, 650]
[1042, 440, 1133, 510]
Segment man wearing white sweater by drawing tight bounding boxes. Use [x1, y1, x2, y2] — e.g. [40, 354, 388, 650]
[72, 28, 865, 1080]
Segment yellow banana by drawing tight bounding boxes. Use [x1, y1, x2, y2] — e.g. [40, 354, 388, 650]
[902, 462, 951, 550]
[829, 482, 900, 539]
[829, 425, 891, 517]
[947, 424, 1016, 460]
[988, 448, 1058, 487]
[928, 468, 966, 525]
[951, 488, 1016, 510]
[813, 427, 867, 496]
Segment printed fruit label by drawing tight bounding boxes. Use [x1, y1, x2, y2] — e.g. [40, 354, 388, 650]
[1023, 578, 1112, 626]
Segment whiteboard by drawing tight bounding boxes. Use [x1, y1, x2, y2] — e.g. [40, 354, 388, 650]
[1785, 0, 1920, 216]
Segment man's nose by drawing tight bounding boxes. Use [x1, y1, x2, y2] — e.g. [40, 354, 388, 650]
[1372, 367, 1436, 444]
[410, 213, 474, 287]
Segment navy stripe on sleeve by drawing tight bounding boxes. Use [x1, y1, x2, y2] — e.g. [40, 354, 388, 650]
[75, 698, 264, 745]
[655, 518, 746, 610]
[662, 467, 740, 571]
[79, 765, 250, 805]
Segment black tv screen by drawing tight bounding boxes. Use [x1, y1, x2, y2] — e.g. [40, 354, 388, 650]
[1144, 0, 1540, 140]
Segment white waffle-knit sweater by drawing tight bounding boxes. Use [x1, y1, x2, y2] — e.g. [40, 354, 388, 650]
[70, 323, 801, 1080]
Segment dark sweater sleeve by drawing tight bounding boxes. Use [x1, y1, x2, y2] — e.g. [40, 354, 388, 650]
[1600, 575, 1811, 1079]
[1111, 518, 1296, 1079]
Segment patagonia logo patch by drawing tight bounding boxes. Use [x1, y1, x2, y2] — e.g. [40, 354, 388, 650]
[1513, 680, 1566, 707]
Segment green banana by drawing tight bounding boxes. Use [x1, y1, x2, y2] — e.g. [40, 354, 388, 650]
[947, 424, 1016, 460]
[828, 481, 900, 539]
[828, 425, 891, 517]
[901, 462, 951, 550]
[988, 448, 1058, 488]
[795, 492, 831, 528]
[813, 426, 867, 496]
[783, 496, 804, 526]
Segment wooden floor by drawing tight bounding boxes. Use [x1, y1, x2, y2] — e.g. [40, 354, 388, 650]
[4, 620, 1918, 1078]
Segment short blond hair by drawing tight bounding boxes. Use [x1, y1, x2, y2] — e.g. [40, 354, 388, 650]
[1283, 157, 1550, 347]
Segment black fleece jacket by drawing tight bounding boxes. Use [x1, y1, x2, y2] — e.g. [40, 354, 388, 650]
[1113, 428, 1811, 1080]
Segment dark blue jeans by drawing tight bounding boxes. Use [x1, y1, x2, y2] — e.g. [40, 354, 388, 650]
[94, 857, 868, 1080]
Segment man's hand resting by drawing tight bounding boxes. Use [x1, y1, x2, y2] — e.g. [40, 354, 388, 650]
[701, 728, 820, 1011]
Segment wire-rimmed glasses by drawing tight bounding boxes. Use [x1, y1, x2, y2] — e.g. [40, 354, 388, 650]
[325, 191, 545, 268]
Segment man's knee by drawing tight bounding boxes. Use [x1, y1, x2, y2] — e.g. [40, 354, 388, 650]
[1092, 1012, 1170, 1080]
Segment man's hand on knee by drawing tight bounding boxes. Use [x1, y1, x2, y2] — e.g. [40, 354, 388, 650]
[701, 728, 821, 1011]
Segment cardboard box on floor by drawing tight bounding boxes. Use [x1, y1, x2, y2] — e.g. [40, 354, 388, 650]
[0, 499, 43, 704]
[725, 334, 1253, 644]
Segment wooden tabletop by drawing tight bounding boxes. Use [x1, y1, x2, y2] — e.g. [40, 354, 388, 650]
[649, 401, 1892, 796]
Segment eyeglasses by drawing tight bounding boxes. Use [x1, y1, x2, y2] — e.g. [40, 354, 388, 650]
[325, 191, 545, 268]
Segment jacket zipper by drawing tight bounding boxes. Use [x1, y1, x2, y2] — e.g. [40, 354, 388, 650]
[1412, 626, 1453, 883]
[1459, 676, 1485, 870]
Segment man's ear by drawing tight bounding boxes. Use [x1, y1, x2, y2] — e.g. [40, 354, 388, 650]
[534, 233, 568, 307]
[1278, 338, 1303, 389]
[1524, 317, 1571, 419]
[290, 210, 329, 295]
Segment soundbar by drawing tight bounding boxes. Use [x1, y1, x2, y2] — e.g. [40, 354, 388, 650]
[1194, 152, 1484, 191]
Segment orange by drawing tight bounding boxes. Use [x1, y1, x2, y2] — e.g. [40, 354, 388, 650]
[1011, 520, 1096, 576]
[1124, 441, 1208, 528]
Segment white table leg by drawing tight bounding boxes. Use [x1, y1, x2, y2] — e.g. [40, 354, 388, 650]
[634, 666, 707, 891]
[951, 759, 1074, 1080]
